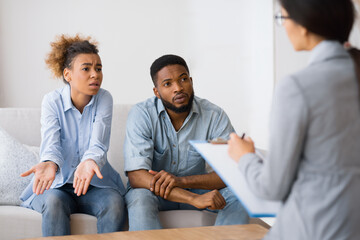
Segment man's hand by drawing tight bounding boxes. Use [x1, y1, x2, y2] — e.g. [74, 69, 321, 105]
[149, 170, 183, 199]
[73, 159, 103, 196]
[20, 161, 58, 195]
[191, 190, 226, 210]
[228, 133, 255, 163]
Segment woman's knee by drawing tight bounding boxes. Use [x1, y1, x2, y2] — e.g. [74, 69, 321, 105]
[40, 190, 72, 216]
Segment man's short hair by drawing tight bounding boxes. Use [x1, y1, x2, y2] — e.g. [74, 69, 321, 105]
[150, 54, 190, 86]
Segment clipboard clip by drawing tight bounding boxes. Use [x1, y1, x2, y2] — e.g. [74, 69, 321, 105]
[208, 137, 228, 144]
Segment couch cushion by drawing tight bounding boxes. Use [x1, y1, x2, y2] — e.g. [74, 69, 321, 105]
[0, 127, 39, 205]
[0, 206, 98, 239]
[0, 206, 42, 239]
[0, 108, 41, 147]
[108, 104, 133, 185]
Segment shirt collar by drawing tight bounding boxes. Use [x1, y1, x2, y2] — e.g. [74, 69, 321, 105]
[308, 40, 349, 66]
[62, 84, 73, 112]
[61, 84, 95, 112]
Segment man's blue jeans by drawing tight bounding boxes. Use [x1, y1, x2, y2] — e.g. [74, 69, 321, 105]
[125, 187, 249, 231]
[30, 184, 125, 236]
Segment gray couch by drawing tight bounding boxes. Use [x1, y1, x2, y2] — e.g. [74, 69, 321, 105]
[0, 105, 270, 239]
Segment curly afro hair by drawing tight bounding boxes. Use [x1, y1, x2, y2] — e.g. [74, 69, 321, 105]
[45, 34, 99, 83]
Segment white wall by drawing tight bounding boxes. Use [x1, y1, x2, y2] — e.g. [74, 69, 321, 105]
[0, 0, 274, 149]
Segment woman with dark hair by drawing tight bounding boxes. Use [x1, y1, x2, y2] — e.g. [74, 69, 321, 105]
[20, 34, 126, 236]
[228, 0, 360, 239]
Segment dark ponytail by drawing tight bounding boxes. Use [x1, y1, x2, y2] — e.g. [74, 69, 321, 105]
[348, 48, 360, 100]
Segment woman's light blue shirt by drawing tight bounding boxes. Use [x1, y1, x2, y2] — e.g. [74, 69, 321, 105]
[21, 85, 125, 207]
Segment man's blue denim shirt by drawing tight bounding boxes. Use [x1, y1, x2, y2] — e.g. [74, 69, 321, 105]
[124, 96, 235, 182]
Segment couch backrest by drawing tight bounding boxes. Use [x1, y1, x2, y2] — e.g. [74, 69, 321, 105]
[0, 105, 133, 185]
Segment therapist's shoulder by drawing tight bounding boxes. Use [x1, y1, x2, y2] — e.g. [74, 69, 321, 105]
[273, 71, 313, 109]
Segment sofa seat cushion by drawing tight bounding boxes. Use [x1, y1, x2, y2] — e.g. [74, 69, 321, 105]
[159, 210, 217, 228]
[0, 206, 99, 239]
[0, 206, 42, 240]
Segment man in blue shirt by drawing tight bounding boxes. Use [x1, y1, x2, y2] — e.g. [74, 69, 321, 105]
[124, 54, 249, 231]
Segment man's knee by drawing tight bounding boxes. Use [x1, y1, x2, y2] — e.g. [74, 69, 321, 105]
[220, 187, 238, 203]
[125, 188, 158, 210]
[220, 187, 248, 213]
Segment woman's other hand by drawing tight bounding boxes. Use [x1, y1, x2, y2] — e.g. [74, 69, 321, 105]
[73, 159, 103, 196]
[20, 161, 58, 195]
[228, 133, 255, 162]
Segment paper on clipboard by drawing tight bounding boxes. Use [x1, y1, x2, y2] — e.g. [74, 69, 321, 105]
[190, 140, 280, 217]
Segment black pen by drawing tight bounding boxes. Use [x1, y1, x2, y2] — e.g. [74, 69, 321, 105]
[240, 133, 245, 139]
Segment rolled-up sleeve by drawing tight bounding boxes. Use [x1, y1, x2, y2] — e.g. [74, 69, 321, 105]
[81, 90, 113, 169]
[40, 94, 64, 169]
[209, 108, 235, 140]
[238, 76, 308, 201]
[123, 105, 154, 174]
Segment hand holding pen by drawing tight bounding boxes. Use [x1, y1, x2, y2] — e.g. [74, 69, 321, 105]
[227, 132, 255, 162]
[209, 133, 245, 145]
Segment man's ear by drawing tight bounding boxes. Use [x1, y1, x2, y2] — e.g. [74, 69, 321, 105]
[63, 68, 71, 83]
[153, 87, 160, 99]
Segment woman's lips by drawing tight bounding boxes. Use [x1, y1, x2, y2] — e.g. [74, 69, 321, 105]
[89, 83, 100, 89]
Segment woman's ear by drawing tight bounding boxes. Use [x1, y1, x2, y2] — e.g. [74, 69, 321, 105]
[63, 68, 71, 83]
[299, 24, 308, 38]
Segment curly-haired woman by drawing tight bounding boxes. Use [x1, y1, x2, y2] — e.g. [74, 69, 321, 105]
[20, 34, 126, 236]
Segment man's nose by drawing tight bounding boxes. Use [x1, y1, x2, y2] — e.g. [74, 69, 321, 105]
[174, 81, 184, 91]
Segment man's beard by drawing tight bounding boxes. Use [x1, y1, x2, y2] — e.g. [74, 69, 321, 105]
[160, 91, 194, 113]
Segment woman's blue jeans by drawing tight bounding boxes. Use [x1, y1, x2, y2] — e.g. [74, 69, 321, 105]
[30, 184, 125, 236]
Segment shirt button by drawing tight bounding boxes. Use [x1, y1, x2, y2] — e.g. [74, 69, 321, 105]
[172, 161, 176, 165]
[173, 144, 176, 148]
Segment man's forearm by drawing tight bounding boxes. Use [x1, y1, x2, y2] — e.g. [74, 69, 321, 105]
[179, 172, 226, 190]
[127, 169, 201, 207]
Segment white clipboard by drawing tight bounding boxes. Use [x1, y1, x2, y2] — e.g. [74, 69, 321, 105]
[190, 140, 281, 217]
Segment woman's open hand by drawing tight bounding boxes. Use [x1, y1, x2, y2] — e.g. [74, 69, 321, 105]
[73, 159, 103, 196]
[20, 161, 58, 195]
